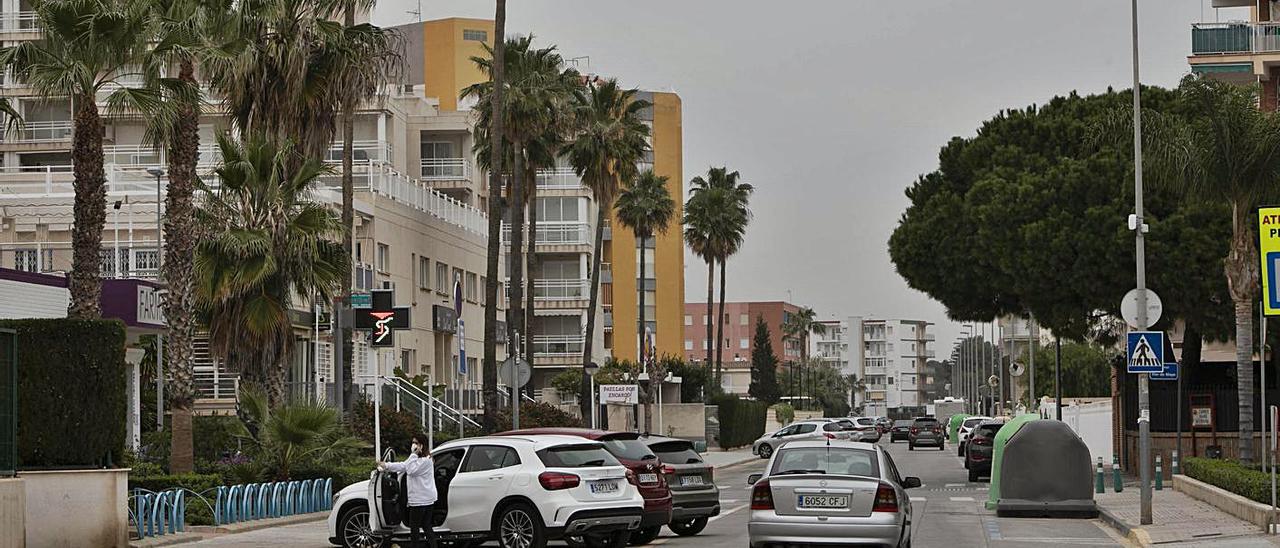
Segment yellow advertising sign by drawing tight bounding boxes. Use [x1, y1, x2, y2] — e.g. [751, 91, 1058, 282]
[1259, 207, 1280, 316]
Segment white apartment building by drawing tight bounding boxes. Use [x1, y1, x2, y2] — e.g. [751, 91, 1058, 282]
[812, 316, 935, 416]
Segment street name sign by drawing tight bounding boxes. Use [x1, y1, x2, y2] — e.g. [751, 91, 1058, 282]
[1150, 361, 1178, 381]
[1127, 331, 1164, 374]
[1259, 206, 1280, 316]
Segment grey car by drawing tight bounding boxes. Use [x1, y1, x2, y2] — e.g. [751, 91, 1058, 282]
[908, 416, 945, 451]
[644, 436, 720, 537]
[747, 440, 919, 547]
[752, 420, 847, 459]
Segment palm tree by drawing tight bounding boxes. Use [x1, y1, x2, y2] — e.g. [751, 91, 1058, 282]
[1, 0, 168, 319]
[783, 307, 825, 409]
[568, 79, 651, 421]
[235, 386, 364, 480]
[194, 135, 348, 407]
[480, 0, 507, 434]
[1108, 76, 1280, 463]
[687, 167, 753, 381]
[615, 169, 675, 433]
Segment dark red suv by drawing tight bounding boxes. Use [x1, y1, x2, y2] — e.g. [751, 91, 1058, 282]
[499, 428, 673, 545]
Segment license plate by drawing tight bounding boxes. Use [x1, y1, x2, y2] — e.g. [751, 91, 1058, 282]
[638, 473, 659, 484]
[590, 480, 620, 494]
[680, 475, 704, 486]
[797, 495, 849, 509]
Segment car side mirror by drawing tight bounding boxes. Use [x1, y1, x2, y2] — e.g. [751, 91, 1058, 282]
[903, 477, 922, 489]
[747, 473, 762, 485]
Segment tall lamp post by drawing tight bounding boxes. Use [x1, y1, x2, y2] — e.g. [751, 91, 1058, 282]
[961, 325, 974, 413]
[1129, 0, 1153, 526]
[147, 166, 165, 431]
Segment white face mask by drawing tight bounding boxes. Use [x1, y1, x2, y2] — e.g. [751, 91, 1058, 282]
[412, 443, 422, 454]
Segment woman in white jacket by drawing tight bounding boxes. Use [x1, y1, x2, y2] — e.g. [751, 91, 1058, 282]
[378, 435, 437, 548]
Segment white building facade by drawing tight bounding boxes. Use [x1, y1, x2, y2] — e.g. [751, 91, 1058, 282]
[812, 316, 935, 417]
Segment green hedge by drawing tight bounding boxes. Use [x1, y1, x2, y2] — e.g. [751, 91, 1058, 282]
[712, 395, 767, 449]
[1, 319, 127, 468]
[1183, 457, 1272, 504]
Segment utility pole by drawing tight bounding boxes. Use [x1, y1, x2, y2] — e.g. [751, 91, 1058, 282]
[1131, 0, 1153, 526]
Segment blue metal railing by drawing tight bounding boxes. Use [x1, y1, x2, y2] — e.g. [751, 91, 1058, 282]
[129, 477, 333, 539]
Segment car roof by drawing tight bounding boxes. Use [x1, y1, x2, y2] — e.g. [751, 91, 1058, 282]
[437, 434, 604, 450]
[912, 416, 939, 421]
[774, 440, 880, 451]
[496, 427, 639, 441]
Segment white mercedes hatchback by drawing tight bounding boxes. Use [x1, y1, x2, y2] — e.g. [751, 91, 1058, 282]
[327, 435, 645, 548]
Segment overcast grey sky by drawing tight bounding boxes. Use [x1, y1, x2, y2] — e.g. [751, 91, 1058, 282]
[372, 1, 1244, 351]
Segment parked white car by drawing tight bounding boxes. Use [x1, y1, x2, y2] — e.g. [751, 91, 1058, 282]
[752, 420, 848, 459]
[327, 435, 645, 548]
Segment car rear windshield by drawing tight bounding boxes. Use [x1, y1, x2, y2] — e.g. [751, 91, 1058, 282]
[893, 420, 913, 427]
[649, 441, 702, 464]
[597, 437, 657, 460]
[822, 422, 845, 432]
[976, 424, 1004, 437]
[770, 447, 880, 478]
[963, 418, 986, 428]
[854, 418, 876, 426]
[537, 444, 622, 468]
[913, 419, 939, 426]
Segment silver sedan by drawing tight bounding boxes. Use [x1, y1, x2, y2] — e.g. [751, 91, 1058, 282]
[747, 440, 919, 548]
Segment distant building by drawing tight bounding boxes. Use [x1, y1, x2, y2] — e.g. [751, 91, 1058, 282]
[810, 317, 935, 416]
[682, 301, 802, 395]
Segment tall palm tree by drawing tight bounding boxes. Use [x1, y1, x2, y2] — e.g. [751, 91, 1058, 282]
[1110, 76, 1280, 463]
[568, 78, 651, 421]
[2, 0, 169, 319]
[615, 169, 675, 433]
[688, 167, 753, 381]
[480, 0, 507, 434]
[194, 135, 348, 407]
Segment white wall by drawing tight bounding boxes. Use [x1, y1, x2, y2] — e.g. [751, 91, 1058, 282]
[1040, 400, 1114, 463]
[0, 278, 66, 319]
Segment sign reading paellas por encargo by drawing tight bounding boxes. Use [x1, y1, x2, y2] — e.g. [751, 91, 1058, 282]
[1260, 206, 1280, 317]
[599, 384, 639, 405]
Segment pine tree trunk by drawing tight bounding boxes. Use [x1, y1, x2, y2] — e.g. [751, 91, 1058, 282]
[339, 2, 357, 416]
[715, 259, 727, 383]
[164, 60, 200, 474]
[481, 0, 507, 434]
[580, 204, 608, 421]
[68, 96, 106, 319]
[523, 169, 538, 386]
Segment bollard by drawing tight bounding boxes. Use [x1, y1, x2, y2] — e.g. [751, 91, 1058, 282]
[1113, 454, 1124, 493]
[1172, 449, 1180, 476]
[1096, 457, 1105, 494]
[1155, 454, 1163, 491]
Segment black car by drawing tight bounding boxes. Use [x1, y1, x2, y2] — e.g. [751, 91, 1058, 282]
[907, 417, 945, 450]
[965, 421, 1006, 481]
[888, 419, 913, 442]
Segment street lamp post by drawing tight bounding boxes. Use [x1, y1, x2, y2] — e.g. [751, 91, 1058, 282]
[1129, 0, 1153, 526]
[147, 166, 165, 432]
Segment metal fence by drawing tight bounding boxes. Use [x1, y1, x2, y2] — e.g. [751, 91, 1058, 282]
[0, 329, 14, 476]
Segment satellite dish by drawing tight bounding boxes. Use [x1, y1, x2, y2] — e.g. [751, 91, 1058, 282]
[988, 375, 1000, 388]
[1009, 362, 1026, 377]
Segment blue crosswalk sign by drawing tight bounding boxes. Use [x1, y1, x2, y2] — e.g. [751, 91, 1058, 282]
[1127, 331, 1164, 374]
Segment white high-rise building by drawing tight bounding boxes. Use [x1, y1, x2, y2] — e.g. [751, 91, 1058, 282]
[811, 316, 935, 416]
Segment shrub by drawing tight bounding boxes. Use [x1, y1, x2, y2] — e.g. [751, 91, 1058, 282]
[350, 398, 421, 456]
[492, 401, 584, 431]
[711, 394, 767, 449]
[194, 416, 243, 463]
[2, 319, 127, 468]
[1183, 457, 1272, 504]
[770, 403, 795, 426]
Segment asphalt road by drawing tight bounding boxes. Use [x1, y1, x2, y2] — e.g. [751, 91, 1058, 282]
[192, 438, 1131, 547]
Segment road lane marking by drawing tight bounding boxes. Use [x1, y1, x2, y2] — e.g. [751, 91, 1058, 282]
[945, 483, 966, 488]
[949, 496, 974, 502]
[709, 503, 748, 523]
[984, 518, 1002, 540]
[912, 497, 927, 502]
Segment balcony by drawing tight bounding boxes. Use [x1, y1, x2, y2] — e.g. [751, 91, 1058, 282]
[421, 157, 471, 185]
[533, 278, 589, 304]
[502, 221, 592, 247]
[535, 167, 587, 190]
[16, 120, 72, 142]
[0, 12, 38, 34]
[1192, 22, 1280, 55]
[532, 334, 584, 359]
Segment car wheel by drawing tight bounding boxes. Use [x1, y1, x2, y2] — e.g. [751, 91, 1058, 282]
[969, 469, 979, 482]
[758, 443, 773, 459]
[940, 444, 946, 451]
[495, 502, 545, 548]
[627, 526, 661, 545]
[338, 504, 388, 548]
[584, 530, 631, 548]
[668, 517, 708, 537]
[957, 443, 964, 456]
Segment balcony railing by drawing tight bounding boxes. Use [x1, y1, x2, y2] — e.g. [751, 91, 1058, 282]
[1192, 21, 1280, 55]
[532, 335, 584, 357]
[535, 167, 585, 189]
[502, 221, 591, 246]
[18, 120, 72, 142]
[0, 12, 37, 33]
[534, 278, 589, 301]
[421, 158, 471, 181]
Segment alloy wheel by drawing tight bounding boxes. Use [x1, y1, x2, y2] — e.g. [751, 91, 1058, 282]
[343, 508, 381, 548]
[500, 507, 536, 548]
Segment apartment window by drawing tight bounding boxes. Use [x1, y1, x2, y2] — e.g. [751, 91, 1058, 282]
[462, 29, 487, 42]
[376, 243, 390, 272]
[723, 313, 729, 323]
[703, 314, 710, 325]
[418, 257, 430, 289]
[724, 338, 730, 349]
[13, 249, 36, 272]
[466, 272, 478, 302]
[400, 349, 416, 374]
[684, 340, 693, 350]
[452, 268, 464, 296]
[739, 338, 749, 349]
[888, 377, 894, 385]
[740, 314, 749, 326]
[702, 340, 709, 350]
[684, 315, 693, 326]
[536, 197, 581, 222]
[480, 276, 487, 304]
[435, 262, 449, 292]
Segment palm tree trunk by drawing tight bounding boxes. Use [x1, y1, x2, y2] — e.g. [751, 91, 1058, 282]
[68, 95, 106, 319]
[164, 59, 200, 474]
[481, 0, 507, 434]
[523, 169, 538, 393]
[580, 203, 608, 421]
[705, 259, 714, 381]
[1227, 201, 1260, 463]
[339, 1, 357, 416]
[640, 238, 651, 433]
[507, 146, 526, 364]
[715, 258, 727, 383]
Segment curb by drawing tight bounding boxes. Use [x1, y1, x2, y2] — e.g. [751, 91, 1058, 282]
[1096, 506, 1150, 547]
[130, 533, 204, 548]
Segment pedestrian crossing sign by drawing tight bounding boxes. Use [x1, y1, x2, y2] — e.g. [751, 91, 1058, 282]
[1259, 207, 1280, 316]
[1127, 331, 1164, 374]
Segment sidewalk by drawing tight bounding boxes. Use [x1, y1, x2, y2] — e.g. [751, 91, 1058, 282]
[701, 447, 758, 469]
[1096, 488, 1264, 545]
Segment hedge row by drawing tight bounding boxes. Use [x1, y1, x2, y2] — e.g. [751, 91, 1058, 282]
[2, 319, 127, 468]
[713, 395, 767, 449]
[1182, 457, 1272, 505]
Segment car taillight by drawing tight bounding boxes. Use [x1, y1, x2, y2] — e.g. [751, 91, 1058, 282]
[662, 464, 676, 475]
[872, 483, 898, 513]
[823, 433, 836, 439]
[750, 480, 774, 510]
[538, 472, 580, 491]
[625, 469, 638, 486]
[910, 427, 918, 434]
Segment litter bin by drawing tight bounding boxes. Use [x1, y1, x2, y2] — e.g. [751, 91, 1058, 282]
[990, 416, 1098, 518]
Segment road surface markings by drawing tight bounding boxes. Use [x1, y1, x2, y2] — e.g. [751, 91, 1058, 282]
[709, 503, 748, 523]
[984, 518, 1002, 540]
[912, 497, 927, 502]
[945, 483, 966, 488]
[949, 496, 975, 502]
